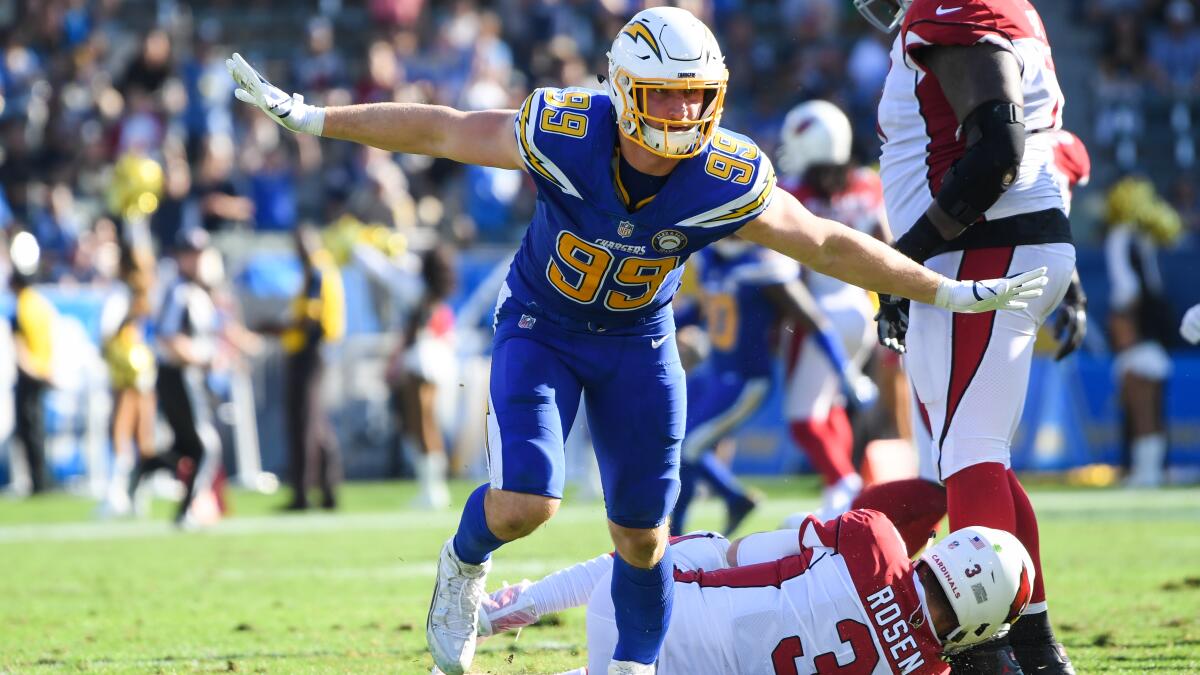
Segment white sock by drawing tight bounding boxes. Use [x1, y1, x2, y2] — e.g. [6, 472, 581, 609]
[106, 451, 135, 504]
[527, 552, 614, 616]
[1129, 434, 1167, 486]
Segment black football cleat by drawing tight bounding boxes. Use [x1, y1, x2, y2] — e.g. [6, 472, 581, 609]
[947, 640, 1024, 675]
[723, 493, 759, 536]
[1013, 641, 1076, 674]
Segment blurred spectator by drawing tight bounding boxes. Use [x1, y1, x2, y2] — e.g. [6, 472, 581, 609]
[98, 241, 157, 517]
[120, 28, 172, 95]
[248, 146, 299, 231]
[130, 227, 223, 526]
[273, 225, 345, 511]
[9, 232, 55, 494]
[195, 135, 252, 231]
[151, 156, 203, 248]
[1103, 177, 1183, 487]
[387, 244, 457, 509]
[294, 17, 346, 95]
[180, 20, 236, 159]
[1148, 0, 1200, 97]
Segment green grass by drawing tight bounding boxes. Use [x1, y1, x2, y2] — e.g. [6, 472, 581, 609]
[1, 479, 1198, 673]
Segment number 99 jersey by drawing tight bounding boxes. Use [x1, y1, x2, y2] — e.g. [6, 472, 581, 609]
[506, 87, 777, 332]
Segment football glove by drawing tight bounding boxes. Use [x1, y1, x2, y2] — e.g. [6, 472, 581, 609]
[226, 53, 325, 136]
[875, 294, 909, 354]
[934, 266, 1049, 314]
[1052, 274, 1087, 360]
[1182, 304, 1200, 345]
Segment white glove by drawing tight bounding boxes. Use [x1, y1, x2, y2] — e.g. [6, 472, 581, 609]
[1182, 304, 1200, 344]
[934, 266, 1049, 313]
[226, 53, 325, 136]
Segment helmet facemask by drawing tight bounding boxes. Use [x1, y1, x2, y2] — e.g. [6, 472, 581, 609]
[606, 7, 729, 159]
[609, 66, 727, 159]
[854, 0, 912, 33]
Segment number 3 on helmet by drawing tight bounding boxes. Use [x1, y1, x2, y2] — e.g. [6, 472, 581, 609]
[606, 7, 728, 159]
[920, 526, 1036, 653]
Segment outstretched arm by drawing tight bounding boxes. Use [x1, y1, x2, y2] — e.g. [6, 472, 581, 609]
[739, 190, 1047, 313]
[226, 53, 523, 169]
[322, 104, 523, 169]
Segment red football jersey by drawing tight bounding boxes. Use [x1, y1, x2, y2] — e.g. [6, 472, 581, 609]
[878, 0, 1067, 237]
[659, 510, 947, 674]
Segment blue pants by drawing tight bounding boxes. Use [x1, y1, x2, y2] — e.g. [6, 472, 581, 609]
[486, 302, 685, 529]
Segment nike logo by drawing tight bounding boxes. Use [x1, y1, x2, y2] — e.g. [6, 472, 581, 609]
[935, 5, 962, 15]
[651, 335, 669, 348]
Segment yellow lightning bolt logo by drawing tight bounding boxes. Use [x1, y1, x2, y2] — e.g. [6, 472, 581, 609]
[621, 22, 662, 62]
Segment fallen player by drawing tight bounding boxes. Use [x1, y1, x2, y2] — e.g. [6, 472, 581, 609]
[478, 510, 1034, 674]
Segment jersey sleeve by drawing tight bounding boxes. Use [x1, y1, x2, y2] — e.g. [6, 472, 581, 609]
[513, 87, 587, 199]
[1052, 131, 1091, 189]
[830, 509, 912, 585]
[901, 0, 1038, 71]
[676, 132, 777, 231]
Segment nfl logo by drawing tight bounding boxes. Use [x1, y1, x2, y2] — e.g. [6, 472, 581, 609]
[518, 314, 537, 329]
[617, 220, 635, 238]
[947, 541, 960, 550]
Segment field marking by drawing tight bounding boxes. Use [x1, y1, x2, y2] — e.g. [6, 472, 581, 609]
[0, 489, 1195, 545]
[215, 558, 584, 582]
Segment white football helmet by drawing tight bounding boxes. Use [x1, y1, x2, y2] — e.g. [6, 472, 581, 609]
[607, 7, 728, 159]
[777, 100, 853, 180]
[920, 526, 1035, 653]
[10, 231, 41, 277]
[855, 0, 914, 32]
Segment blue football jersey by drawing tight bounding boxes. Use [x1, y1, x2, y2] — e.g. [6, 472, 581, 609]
[694, 245, 799, 378]
[505, 87, 776, 330]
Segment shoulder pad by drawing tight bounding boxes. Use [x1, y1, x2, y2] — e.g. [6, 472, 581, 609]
[902, 0, 1043, 69]
[513, 87, 612, 199]
[675, 129, 777, 229]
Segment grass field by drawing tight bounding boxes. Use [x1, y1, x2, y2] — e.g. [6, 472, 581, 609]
[1, 479, 1198, 674]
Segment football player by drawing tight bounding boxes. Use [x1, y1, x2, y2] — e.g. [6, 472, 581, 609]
[479, 512, 1036, 675]
[853, 0, 1085, 670]
[228, 8, 1048, 674]
[777, 100, 890, 521]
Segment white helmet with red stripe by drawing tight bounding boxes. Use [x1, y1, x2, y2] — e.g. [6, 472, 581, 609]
[855, 0, 914, 32]
[920, 526, 1035, 653]
[777, 100, 853, 180]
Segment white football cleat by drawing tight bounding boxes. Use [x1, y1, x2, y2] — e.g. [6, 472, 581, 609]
[427, 539, 491, 675]
[478, 579, 537, 638]
[609, 659, 656, 674]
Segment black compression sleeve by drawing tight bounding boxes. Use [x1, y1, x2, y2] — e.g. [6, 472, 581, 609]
[893, 214, 948, 263]
[935, 100, 1025, 227]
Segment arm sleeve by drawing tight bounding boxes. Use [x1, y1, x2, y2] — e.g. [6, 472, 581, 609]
[513, 87, 583, 198]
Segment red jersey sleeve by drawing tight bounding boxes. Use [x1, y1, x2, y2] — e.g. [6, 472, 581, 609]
[1051, 130, 1091, 190]
[901, 0, 1043, 71]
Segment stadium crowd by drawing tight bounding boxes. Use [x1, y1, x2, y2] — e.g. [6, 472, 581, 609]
[1, 0, 1198, 512]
